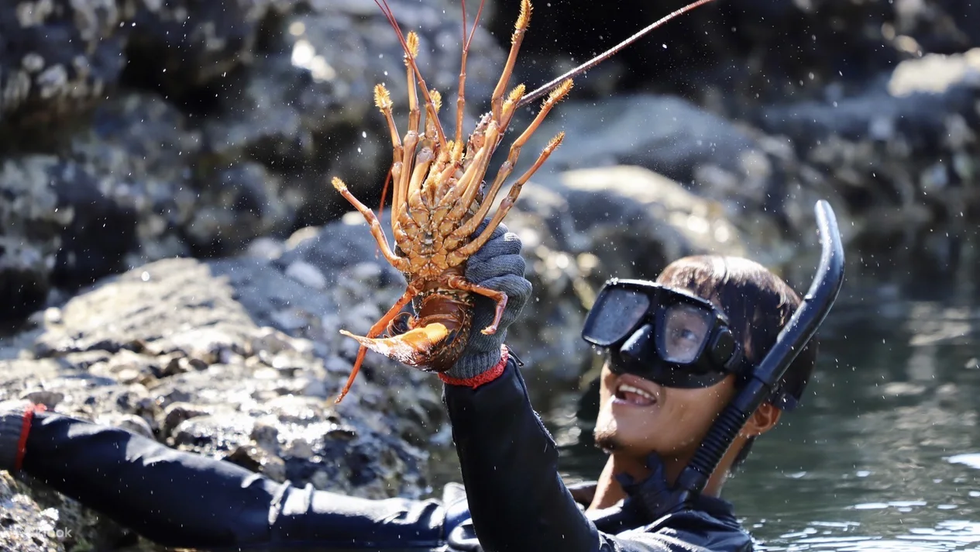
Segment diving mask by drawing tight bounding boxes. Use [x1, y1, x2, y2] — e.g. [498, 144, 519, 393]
[581, 280, 746, 388]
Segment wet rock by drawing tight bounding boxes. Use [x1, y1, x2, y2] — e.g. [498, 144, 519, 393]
[0, 156, 64, 321]
[184, 162, 295, 257]
[486, 0, 898, 104]
[0, 91, 306, 320]
[524, 94, 757, 183]
[32, 258, 255, 359]
[888, 0, 980, 55]
[69, 92, 198, 269]
[0, 93, 190, 319]
[277, 217, 408, 294]
[18, 390, 64, 409]
[0, 0, 124, 133]
[285, 260, 328, 291]
[0, 145, 141, 316]
[1, 470, 131, 552]
[120, 0, 296, 94]
[522, 93, 848, 251]
[0, 472, 65, 552]
[161, 402, 209, 437]
[755, 49, 980, 234]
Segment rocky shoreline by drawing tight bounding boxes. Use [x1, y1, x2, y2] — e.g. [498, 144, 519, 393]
[2, 0, 979, 549]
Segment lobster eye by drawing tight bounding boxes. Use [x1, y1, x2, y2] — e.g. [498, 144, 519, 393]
[387, 312, 413, 337]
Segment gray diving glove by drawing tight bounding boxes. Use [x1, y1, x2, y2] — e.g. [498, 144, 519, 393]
[444, 221, 532, 382]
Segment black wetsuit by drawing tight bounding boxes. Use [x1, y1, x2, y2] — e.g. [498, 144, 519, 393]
[18, 361, 753, 551]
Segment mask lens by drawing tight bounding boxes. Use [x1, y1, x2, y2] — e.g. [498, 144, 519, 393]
[660, 303, 711, 364]
[583, 286, 651, 347]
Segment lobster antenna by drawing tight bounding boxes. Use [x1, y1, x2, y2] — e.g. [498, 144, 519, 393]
[456, 0, 489, 144]
[517, 0, 717, 108]
[374, 0, 449, 149]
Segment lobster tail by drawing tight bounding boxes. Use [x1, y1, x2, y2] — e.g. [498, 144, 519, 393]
[339, 324, 452, 370]
[340, 291, 475, 374]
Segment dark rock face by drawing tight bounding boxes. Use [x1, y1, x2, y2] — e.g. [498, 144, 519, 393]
[120, 0, 295, 95]
[752, 50, 980, 238]
[485, 0, 898, 101]
[0, 0, 124, 133]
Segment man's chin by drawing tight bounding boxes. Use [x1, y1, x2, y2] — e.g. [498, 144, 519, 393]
[593, 421, 624, 453]
[594, 424, 656, 457]
[594, 433, 620, 453]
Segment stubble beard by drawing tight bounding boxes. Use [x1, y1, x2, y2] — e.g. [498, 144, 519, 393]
[593, 422, 622, 453]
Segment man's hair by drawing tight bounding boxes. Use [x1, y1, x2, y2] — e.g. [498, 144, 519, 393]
[655, 255, 818, 468]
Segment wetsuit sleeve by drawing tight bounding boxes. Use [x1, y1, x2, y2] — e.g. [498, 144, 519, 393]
[444, 359, 721, 552]
[19, 411, 447, 550]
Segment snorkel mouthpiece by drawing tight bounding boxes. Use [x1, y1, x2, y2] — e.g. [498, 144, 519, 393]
[673, 199, 845, 504]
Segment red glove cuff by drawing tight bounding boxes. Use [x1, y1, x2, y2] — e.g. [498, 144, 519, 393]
[439, 345, 509, 389]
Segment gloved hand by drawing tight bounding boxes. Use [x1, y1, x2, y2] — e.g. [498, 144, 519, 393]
[444, 220, 532, 382]
[616, 453, 692, 521]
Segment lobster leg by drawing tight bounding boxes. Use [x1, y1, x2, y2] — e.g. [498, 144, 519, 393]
[331, 177, 410, 273]
[436, 0, 527, 223]
[373, 85, 404, 224]
[335, 283, 422, 403]
[490, 0, 531, 122]
[450, 80, 573, 246]
[448, 131, 565, 265]
[445, 275, 509, 335]
[399, 33, 421, 215]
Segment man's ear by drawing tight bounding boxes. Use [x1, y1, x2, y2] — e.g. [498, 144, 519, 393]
[740, 403, 782, 438]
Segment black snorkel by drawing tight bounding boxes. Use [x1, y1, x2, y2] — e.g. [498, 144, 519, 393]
[668, 199, 845, 506]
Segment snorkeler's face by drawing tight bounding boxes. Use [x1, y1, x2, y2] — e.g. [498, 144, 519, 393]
[593, 361, 738, 461]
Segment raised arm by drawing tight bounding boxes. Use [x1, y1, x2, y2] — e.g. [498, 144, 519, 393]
[441, 223, 728, 552]
[445, 359, 602, 551]
[437, 222, 604, 552]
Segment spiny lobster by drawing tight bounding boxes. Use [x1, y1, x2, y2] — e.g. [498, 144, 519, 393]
[331, 0, 717, 403]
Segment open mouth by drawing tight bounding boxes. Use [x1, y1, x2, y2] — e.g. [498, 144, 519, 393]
[614, 378, 659, 407]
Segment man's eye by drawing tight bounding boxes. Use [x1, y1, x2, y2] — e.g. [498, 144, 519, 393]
[674, 328, 697, 341]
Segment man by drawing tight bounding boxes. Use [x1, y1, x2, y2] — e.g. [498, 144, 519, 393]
[0, 219, 833, 551]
